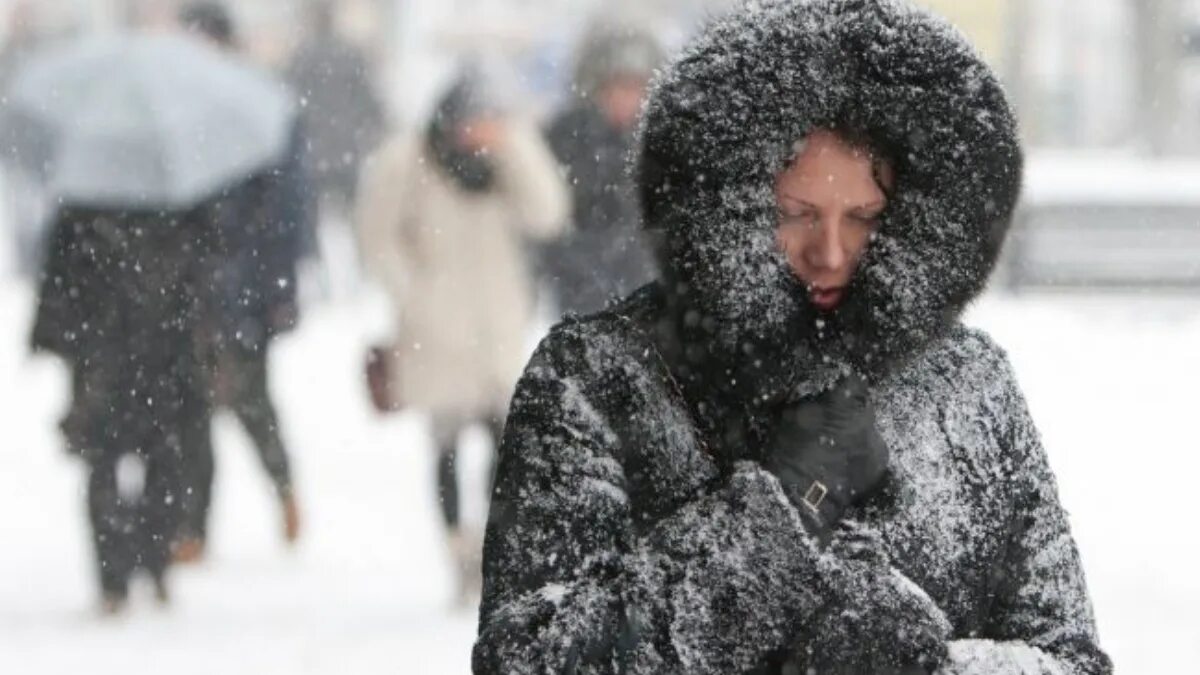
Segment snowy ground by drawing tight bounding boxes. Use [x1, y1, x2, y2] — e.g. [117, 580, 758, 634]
[0, 253, 487, 673]
[1, 246, 1198, 671]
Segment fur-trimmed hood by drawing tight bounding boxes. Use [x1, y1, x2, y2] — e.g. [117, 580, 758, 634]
[635, 0, 1022, 398]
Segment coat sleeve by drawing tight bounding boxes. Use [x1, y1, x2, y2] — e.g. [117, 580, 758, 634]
[354, 137, 416, 307]
[30, 216, 79, 359]
[492, 122, 571, 241]
[937, 349, 1112, 675]
[473, 325, 835, 674]
[254, 121, 313, 317]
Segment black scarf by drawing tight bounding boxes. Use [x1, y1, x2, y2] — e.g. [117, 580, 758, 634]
[426, 79, 496, 193]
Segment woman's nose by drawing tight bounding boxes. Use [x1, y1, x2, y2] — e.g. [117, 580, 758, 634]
[802, 218, 847, 272]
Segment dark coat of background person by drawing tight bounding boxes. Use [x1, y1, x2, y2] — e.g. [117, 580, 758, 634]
[286, 8, 385, 207]
[539, 28, 661, 315]
[31, 205, 215, 598]
[179, 120, 316, 541]
[542, 104, 657, 315]
[206, 120, 313, 349]
[473, 2, 1111, 674]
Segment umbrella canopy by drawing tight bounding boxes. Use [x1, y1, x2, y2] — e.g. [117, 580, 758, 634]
[0, 33, 297, 210]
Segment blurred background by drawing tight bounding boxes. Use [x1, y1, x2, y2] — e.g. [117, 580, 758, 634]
[0, 0, 1197, 673]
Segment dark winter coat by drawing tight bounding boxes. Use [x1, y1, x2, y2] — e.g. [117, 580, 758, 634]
[474, 1, 1110, 674]
[31, 207, 215, 460]
[32, 207, 213, 364]
[286, 32, 385, 201]
[206, 121, 314, 349]
[540, 103, 658, 315]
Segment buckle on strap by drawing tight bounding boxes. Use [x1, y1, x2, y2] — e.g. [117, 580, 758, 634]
[802, 480, 828, 513]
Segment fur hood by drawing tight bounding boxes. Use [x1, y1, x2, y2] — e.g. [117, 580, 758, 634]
[635, 0, 1022, 398]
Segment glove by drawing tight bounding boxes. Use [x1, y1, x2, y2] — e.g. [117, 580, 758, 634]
[765, 375, 889, 539]
[803, 567, 951, 674]
[798, 522, 952, 674]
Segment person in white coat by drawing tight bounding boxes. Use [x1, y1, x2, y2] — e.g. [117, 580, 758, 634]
[355, 70, 569, 604]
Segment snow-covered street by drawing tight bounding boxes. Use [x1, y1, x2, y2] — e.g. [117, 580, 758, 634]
[967, 293, 1200, 673]
[0, 279, 485, 673]
[1, 274, 1197, 673]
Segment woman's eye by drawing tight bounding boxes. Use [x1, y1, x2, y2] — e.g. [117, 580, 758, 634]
[852, 213, 882, 227]
[778, 210, 817, 227]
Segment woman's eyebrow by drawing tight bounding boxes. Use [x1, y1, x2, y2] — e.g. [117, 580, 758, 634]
[778, 194, 817, 209]
[852, 200, 886, 212]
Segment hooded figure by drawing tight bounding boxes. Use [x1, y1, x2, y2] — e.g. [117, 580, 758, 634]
[540, 23, 664, 315]
[356, 68, 568, 604]
[474, 2, 1110, 674]
[357, 69, 568, 420]
[286, 0, 385, 208]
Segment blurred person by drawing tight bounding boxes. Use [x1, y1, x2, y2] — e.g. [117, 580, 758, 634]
[172, 1, 315, 562]
[474, 2, 1110, 674]
[286, 0, 385, 216]
[355, 69, 568, 606]
[178, 0, 236, 46]
[32, 205, 214, 613]
[0, 1, 51, 279]
[540, 23, 663, 316]
[0, 1, 41, 93]
[123, 0, 179, 31]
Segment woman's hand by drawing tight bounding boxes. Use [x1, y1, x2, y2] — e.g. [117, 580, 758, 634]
[802, 567, 951, 674]
[765, 375, 889, 539]
[798, 522, 952, 674]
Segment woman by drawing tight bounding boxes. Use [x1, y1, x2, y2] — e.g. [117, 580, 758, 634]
[474, 2, 1110, 673]
[355, 71, 568, 603]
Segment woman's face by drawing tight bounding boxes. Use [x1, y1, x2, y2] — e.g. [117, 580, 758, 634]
[456, 115, 505, 153]
[599, 75, 650, 131]
[775, 130, 892, 311]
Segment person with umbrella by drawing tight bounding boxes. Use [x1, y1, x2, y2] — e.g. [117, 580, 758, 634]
[170, 0, 313, 564]
[5, 30, 298, 613]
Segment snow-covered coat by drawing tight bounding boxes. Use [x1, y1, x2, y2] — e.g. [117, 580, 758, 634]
[474, 1, 1110, 674]
[355, 124, 569, 416]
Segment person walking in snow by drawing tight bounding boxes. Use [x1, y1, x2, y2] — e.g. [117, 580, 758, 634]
[539, 22, 662, 316]
[473, 1, 1111, 673]
[33, 206, 214, 613]
[286, 0, 385, 216]
[172, 2, 314, 562]
[355, 68, 568, 606]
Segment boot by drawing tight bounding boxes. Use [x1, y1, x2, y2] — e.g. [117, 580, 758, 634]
[99, 591, 128, 617]
[151, 573, 171, 607]
[282, 494, 302, 545]
[172, 536, 206, 564]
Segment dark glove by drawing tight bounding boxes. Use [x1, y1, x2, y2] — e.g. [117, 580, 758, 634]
[765, 375, 889, 539]
[798, 522, 951, 674]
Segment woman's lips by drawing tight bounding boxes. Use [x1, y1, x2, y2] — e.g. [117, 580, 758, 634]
[808, 286, 845, 311]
